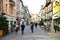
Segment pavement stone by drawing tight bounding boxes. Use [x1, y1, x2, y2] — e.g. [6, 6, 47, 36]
[0, 25, 60, 40]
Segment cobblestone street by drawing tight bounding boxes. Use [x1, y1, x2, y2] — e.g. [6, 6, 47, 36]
[0, 25, 60, 40]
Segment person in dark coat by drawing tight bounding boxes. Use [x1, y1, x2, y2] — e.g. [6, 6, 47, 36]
[54, 25, 57, 33]
[30, 22, 34, 33]
[11, 23, 16, 33]
[35, 22, 37, 28]
[21, 22, 25, 35]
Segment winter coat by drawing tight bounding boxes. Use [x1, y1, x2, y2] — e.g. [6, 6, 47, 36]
[21, 24, 25, 30]
[54, 25, 57, 30]
[30, 23, 34, 30]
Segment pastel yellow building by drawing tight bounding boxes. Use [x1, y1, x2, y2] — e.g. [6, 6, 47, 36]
[53, 0, 60, 14]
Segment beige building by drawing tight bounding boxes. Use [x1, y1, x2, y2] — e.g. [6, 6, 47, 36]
[40, 0, 54, 32]
[16, 0, 20, 17]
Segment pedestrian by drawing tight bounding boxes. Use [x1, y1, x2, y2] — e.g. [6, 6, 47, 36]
[11, 23, 16, 33]
[48, 24, 51, 32]
[21, 22, 25, 35]
[14, 24, 19, 34]
[54, 24, 57, 33]
[30, 22, 34, 33]
[35, 22, 37, 28]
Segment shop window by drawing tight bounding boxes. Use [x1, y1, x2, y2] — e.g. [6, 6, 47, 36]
[14, 21, 16, 24]
[6, 4, 7, 12]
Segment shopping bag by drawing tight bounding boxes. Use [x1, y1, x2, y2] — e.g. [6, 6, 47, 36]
[14, 27, 17, 30]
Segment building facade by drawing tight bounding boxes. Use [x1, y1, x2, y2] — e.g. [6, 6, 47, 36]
[41, 0, 54, 32]
[53, 0, 60, 26]
[20, 0, 30, 25]
[24, 6, 30, 25]
[2, 0, 16, 30]
[16, 0, 20, 17]
[16, 0, 20, 27]
[41, 5, 46, 21]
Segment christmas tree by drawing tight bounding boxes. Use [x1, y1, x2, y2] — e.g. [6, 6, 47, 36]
[0, 15, 8, 35]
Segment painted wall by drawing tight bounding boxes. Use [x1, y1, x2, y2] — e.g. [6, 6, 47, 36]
[3, 0, 16, 17]
[53, 0, 60, 14]
[3, 0, 17, 30]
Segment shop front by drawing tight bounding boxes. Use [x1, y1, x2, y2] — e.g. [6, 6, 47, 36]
[4, 15, 16, 32]
[53, 11, 60, 31]
[53, 0, 60, 31]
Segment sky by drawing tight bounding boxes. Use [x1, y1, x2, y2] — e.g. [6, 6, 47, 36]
[22, 0, 46, 14]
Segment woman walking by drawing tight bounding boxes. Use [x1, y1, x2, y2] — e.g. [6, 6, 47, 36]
[30, 22, 34, 33]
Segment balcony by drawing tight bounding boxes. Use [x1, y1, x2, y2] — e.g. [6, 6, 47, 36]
[45, 2, 51, 7]
[9, 0, 15, 6]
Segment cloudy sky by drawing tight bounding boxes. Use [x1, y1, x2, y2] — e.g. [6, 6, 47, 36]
[22, 0, 46, 14]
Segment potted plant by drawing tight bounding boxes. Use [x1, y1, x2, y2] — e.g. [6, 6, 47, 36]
[0, 29, 3, 37]
[39, 21, 44, 28]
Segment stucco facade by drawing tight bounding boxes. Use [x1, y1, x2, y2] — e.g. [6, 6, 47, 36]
[2, 0, 17, 30]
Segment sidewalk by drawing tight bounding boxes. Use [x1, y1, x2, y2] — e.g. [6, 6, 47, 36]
[41, 25, 60, 37]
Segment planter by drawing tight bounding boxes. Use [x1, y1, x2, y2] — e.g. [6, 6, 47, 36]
[39, 25, 44, 28]
[3, 30, 8, 36]
[3, 31, 6, 36]
[0, 30, 3, 37]
[41, 25, 44, 28]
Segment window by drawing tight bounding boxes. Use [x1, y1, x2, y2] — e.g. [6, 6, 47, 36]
[0, 1, 1, 11]
[0, 1, 2, 12]
[6, 4, 7, 12]
[9, 7, 13, 14]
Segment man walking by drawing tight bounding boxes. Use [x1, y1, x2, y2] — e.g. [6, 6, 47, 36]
[35, 22, 37, 28]
[54, 24, 57, 33]
[21, 21, 25, 35]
